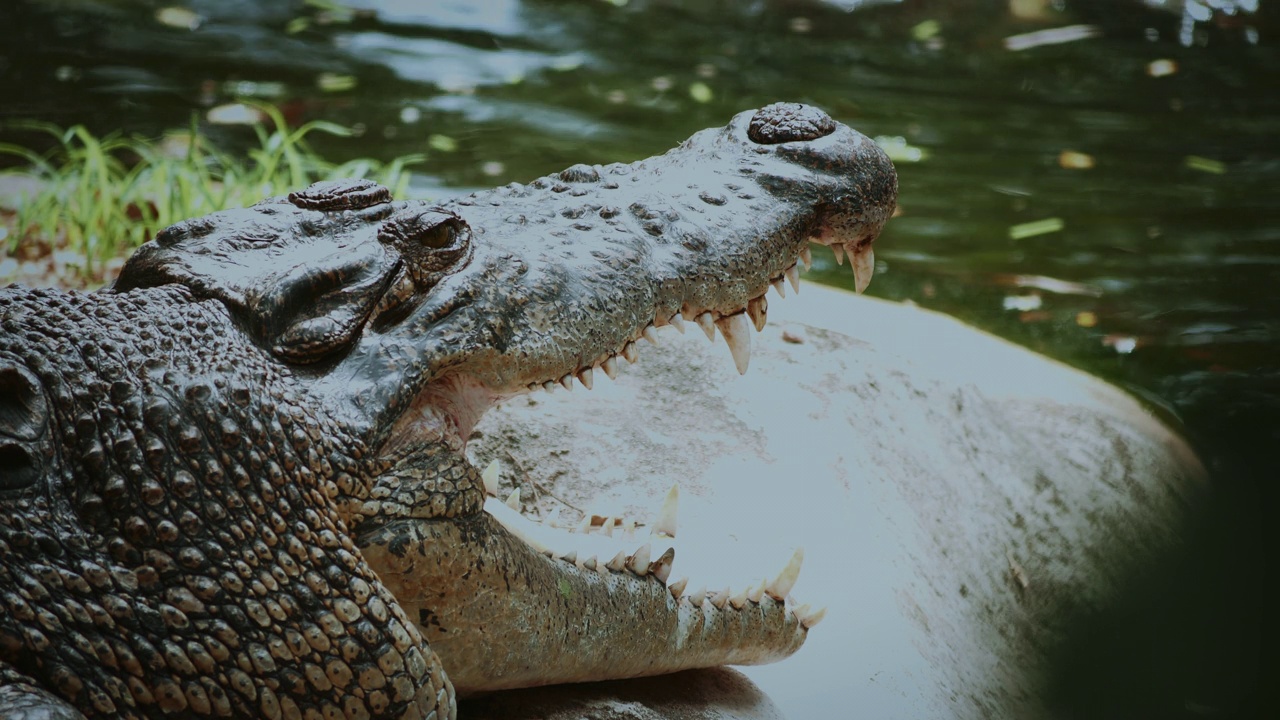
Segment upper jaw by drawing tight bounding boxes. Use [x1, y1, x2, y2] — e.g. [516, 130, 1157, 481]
[342, 104, 897, 444]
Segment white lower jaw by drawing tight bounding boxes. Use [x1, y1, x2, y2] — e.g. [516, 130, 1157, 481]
[481, 468, 826, 628]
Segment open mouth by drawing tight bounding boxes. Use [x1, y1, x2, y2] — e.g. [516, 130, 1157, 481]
[472, 238, 875, 629]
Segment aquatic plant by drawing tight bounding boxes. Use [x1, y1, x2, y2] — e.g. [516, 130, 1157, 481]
[0, 103, 421, 283]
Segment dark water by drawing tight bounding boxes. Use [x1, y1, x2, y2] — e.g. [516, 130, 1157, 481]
[1, 0, 1276, 715]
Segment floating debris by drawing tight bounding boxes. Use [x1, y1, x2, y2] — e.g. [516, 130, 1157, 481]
[155, 7, 201, 31]
[1009, 218, 1064, 240]
[1004, 25, 1100, 51]
[1184, 156, 1226, 174]
[1058, 150, 1095, 170]
[317, 73, 358, 92]
[1147, 59, 1178, 77]
[874, 136, 929, 163]
[1003, 294, 1043, 312]
[689, 82, 714, 103]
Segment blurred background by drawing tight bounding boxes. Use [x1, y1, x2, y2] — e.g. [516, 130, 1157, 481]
[0, 0, 1275, 716]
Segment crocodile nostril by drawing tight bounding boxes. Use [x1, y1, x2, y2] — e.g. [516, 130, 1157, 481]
[748, 102, 836, 144]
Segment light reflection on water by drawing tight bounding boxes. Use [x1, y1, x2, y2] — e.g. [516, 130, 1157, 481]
[0, 0, 1275, 714]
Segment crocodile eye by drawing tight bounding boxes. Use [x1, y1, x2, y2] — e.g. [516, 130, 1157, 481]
[377, 209, 472, 282]
[748, 102, 836, 144]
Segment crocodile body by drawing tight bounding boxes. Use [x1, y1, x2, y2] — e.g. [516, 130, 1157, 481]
[0, 104, 897, 719]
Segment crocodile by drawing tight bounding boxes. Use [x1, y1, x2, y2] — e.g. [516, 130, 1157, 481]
[0, 103, 897, 719]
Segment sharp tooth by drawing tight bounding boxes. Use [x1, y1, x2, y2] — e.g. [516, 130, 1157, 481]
[504, 487, 521, 511]
[601, 356, 619, 379]
[851, 245, 874, 294]
[710, 587, 731, 609]
[651, 547, 675, 584]
[746, 296, 768, 332]
[747, 580, 766, 604]
[622, 341, 638, 364]
[642, 324, 659, 345]
[542, 380, 556, 393]
[785, 265, 800, 294]
[714, 313, 751, 375]
[832, 244, 845, 265]
[729, 587, 748, 610]
[766, 548, 804, 600]
[653, 484, 678, 538]
[771, 278, 786, 298]
[576, 367, 594, 390]
[599, 516, 614, 537]
[580, 554, 597, 571]
[558, 374, 574, 391]
[481, 460, 501, 496]
[668, 313, 686, 334]
[695, 312, 716, 341]
[622, 517, 636, 537]
[800, 246, 813, 271]
[625, 543, 652, 575]
[798, 604, 827, 628]
[668, 576, 688, 599]
[560, 549, 577, 564]
[687, 586, 707, 607]
[605, 550, 628, 572]
[576, 516, 593, 534]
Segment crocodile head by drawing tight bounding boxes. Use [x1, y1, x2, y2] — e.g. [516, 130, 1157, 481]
[107, 102, 897, 696]
[120, 103, 895, 450]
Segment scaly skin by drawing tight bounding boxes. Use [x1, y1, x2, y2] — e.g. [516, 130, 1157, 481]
[0, 104, 897, 718]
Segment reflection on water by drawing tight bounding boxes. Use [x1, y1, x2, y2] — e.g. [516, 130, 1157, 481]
[0, 0, 1275, 715]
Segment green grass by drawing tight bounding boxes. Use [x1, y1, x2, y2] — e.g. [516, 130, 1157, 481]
[0, 103, 422, 281]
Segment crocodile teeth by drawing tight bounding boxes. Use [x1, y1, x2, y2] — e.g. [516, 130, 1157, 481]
[599, 516, 614, 537]
[576, 367, 594, 390]
[800, 246, 813, 271]
[796, 603, 828, 628]
[651, 547, 675, 584]
[542, 380, 557, 393]
[687, 586, 707, 607]
[622, 517, 636, 538]
[694, 312, 716, 341]
[746, 296, 768, 332]
[601, 356, 619, 380]
[728, 587, 749, 610]
[746, 580, 766, 604]
[785, 265, 800, 294]
[558, 374, 574, 391]
[652, 484, 678, 538]
[622, 341, 638, 364]
[605, 550, 628, 572]
[626, 543, 652, 575]
[560, 549, 577, 564]
[766, 548, 804, 601]
[641, 324, 659, 345]
[832, 243, 846, 265]
[580, 554, 597, 571]
[710, 587, 731, 609]
[852, 245, 874, 294]
[668, 312, 686, 334]
[771, 277, 786, 298]
[481, 460, 501, 496]
[668, 576, 688, 599]
[714, 313, 751, 375]
[505, 487, 521, 511]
